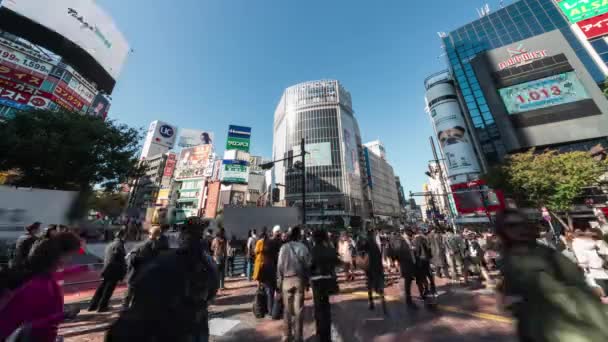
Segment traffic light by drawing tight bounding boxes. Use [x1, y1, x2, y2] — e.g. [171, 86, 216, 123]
[272, 188, 280, 202]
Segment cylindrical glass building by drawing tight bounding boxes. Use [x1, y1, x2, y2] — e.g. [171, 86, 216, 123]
[273, 80, 367, 225]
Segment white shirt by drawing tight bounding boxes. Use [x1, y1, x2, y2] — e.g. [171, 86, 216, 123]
[572, 237, 608, 280]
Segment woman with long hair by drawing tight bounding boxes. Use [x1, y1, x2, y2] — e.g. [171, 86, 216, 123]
[0, 232, 82, 341]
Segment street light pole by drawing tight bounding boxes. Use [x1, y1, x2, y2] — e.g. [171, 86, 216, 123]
[301, 137, 306, 226]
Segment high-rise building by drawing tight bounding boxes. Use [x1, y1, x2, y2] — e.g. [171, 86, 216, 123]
[273, 80, 368, 226]
[363, 144, 401, 224]
[363, 140, 386, 160]
[0, 1, 129, 118]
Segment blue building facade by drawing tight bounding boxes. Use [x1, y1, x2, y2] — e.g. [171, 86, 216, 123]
[443, 0, 607, 165]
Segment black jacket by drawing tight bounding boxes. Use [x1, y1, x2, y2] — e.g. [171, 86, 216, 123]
[310, 242, 338, 278]
[126, 239, 160, 285]
[102, 238, 127, 280]
[398, 236, 418, 277]
[259, 237, 282, 286]
[11, 233, 37, 268]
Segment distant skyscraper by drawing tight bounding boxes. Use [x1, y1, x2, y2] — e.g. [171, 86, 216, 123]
[273, 80, 367, 225]
[363, 140, 386, 160]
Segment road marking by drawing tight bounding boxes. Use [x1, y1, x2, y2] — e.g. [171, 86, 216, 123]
[348, 291, 512, 324]
[209, 318, 240, 336]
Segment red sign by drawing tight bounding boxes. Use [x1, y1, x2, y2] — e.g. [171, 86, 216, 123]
[204, 181, 221, 219]
[54, 82, 85, 111]
[577, 12, 608, 40]
[163, 153, 177, 177]
[0, 61, 45, 87]
[451, 180, 505, 215]
[0, 77, 38, 96]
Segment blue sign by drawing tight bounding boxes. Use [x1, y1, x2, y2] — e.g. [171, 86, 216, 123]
[222, 159, 249, 166]
[227, 125, 251, 139]
[159, 125, 174, 138]
[0, 98, 29, 111]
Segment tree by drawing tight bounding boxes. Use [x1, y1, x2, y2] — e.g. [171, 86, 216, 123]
[89, 191, 129, 218]
[484, 149, 607, 230]
[0, 109, 142, 192]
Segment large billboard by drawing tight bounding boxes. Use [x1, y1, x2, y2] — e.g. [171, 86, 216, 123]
[292, 142, 332, 167]
[0, 0, 130, 81]
[226, 125, 251, 152]
[498, 71, 591, 115]
[175, 145, 213, 180]
[87, 93, 110, 119]
[0, 38, 54, 85]
[178, 129, 214, 148]
[576, 12, 608, 39]
[140, 120, 177, 160]
[221, 160, 249, 184]
[556, 0, 608, 23]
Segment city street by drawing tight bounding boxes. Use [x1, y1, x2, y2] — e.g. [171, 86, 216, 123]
[60, 267, 515, 342]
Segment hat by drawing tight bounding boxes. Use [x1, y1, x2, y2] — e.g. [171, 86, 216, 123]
[272, 225, 281, 234]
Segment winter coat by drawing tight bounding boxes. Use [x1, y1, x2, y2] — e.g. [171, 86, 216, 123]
[253, 238, 265, 281]
[101, 238, 127, 280]
[398, 236, 418, 278]
[126, 239, 160, 285]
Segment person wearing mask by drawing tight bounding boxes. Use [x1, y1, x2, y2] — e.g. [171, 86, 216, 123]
[246, 229, 257, 281]
[105, 217, 219, 342]
[497, 209, 608, 342]
[258, 226, 283, 316]
[226, 234, 238, 277]
[88, 230, 127, 312]
[211, 228, 228, 290]
[10, 222, 41, 269]
[338, 232, 355, 281]
[277, 226, 311, 342]
[0, 232, 82, 342]
[253, 227, 268, 282]
[122, 226, 168, 309]
[572, 228, 608, 300]
[362, 228, 387, 314]
[427, 227, 449, 279]
[310, 229, 339, 342]
[399, 228, 425, 309]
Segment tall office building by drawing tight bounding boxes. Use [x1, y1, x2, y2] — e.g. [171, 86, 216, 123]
[273, 80, 368, 225]
[363, 144, 401, 224]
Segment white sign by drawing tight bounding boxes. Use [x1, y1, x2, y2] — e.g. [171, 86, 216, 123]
[67, 72, 97, 104]
[498, 44, 548, 70]
[178, 128, 214, 147]
[293, 142, 332, 167]
[430, 100, 480, 177]
[1, 0, 130, 80]
[0, 40, 54, 78]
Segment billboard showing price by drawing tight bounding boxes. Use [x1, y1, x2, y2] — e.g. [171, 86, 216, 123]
[557, 0, 608, 23]
[498, 71, 591, 114]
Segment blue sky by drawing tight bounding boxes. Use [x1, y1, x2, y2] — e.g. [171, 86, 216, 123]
[99, 0, 511, 196]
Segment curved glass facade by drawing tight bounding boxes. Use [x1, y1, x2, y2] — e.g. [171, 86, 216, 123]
[273, 80, 366, 222]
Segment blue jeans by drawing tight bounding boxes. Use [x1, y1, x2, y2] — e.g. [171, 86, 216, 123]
[246, 257, 254, 281]
[262, 283, 276, 315]
[215, 256, 226, 289]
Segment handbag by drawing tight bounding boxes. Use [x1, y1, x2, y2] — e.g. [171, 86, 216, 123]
[252, 285, 267, 318]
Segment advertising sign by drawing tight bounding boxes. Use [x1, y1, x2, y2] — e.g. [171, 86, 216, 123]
[162, 153, 177, 178]
[226, 136, 250, 152]
[151, 121, 177, 148]
[556, 0, 608, 23]
[430, 100, 481, 177]
[292, 142, 332, 167]
[178, 129, 214, 147]
[204, 181, 221, 218]
[227, 125, 252, 139]
[87, 93, 110, 118]
[0, 61, 45, 87]
[498, 71, 591, 114]
[451, 180, 504, 215]
[54, 81, 85, 111]
[497, 44, 548, 70]
[0, 0, 130, 80]
[221, 160, 249, 184]
[175, 145, 212, 180]
[577, 12, 608, 39]
[67, 75, 96, 105]
[0, 40, 53, 80]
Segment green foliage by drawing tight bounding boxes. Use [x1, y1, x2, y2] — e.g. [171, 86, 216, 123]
[0, 110, 142, 192]
[484, 149, 607, 212]
[89, 191, 129, 218]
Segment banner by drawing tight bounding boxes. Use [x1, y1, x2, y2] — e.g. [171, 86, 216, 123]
[178, 128, 214, 147]
[498, 71, 590, 114]
[175, 145, 212, 180]
[0, 40, 53, 81]
[556, 0, 608, 23]
[0, 61, 45, 87]
[577, 12, 608, 39]
[221, 160, 249, 183]
[87, 93, 110, 118]
[226, 136, 250, 152]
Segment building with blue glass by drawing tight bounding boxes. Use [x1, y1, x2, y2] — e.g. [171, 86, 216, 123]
[437, 0, 608, 171]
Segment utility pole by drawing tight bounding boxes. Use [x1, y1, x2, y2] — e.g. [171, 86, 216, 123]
[301, 137, 306, 226]
[429, 136, 454, 224]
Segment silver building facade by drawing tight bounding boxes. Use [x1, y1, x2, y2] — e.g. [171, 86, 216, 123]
[273, 80, 368, 226]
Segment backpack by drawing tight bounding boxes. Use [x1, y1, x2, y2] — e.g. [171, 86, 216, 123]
[252, 285, 267, 318]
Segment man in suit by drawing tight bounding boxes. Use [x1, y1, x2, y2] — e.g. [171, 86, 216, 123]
[399, 228, 425, 309]
[89, 229, 127, 312]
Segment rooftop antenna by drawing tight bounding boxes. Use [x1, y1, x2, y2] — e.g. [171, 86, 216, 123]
[477, 3, 491, 18]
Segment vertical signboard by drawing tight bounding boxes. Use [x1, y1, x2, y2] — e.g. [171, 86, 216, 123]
[556, 0, 608, 23]
[175, 145, 213, 180]
[222, 125, 252, 184]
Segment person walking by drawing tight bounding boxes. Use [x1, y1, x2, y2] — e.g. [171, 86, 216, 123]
[338, 232, 355, 281]
[310, 229, 339, 342]
[122, 226, 168, 309]
[412, 228, 435, 297]
[497, 209, 608, 342]
[10, 222, 41, 269]
[105, 217, 219, 342]
[246, 229, 257, 281]
[572, 228, 608, 300]
[211, 228, 228, 290]
[427, 227, 449, 278]
[444, 228, 467, 284]
[0, 232, 82, 342]
[399, 229, 425, 309]
[259, 226, 283, 315]
[227, 234, 238, 277]
[253, 227, 268, 282]
[362, 228, 387, 314]
[27, 225, 58, 257]
[277, 226, 311, 342]
[89, 230, 127, 312]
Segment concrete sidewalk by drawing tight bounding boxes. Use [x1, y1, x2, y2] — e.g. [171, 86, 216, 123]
[60, 271, 516, 341]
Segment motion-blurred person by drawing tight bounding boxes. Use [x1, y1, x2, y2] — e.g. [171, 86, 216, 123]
[258, 226, 283, 315]
[227, 234, 238, 277]
[427, 227, 449, 278]
[10, 222, 41, 269]
[310, 229, 339, 342]
[246, 229, 257, 280]
[572, 228, 608, 300]
[253, 227, 268, 282]
[413, 228, 435, 296]
[28, 225, 59, 257]
[444, 228, 467, 283]
[89, 230, 127, 312]
[122, 226, 168, 309]
[362, 228, 387, 314]
[498, 209, 608, 342]
[338, 232, 355, 281]
[464, 231, 493, 287]
[277, 226, 311, 342]
[211, 228, 227, 290]
[105, 217, 219, 342]
[0, 232, 81, 341]
[399, 229, 425, 309]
